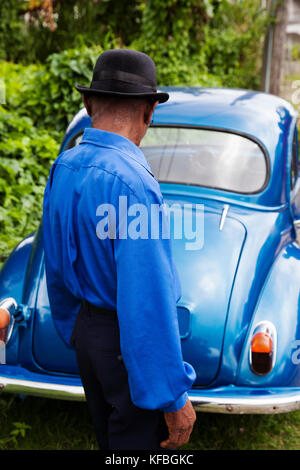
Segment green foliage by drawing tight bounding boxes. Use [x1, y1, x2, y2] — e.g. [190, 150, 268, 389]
[47, 0, 143, 54]
[0, 1, 270, 91]
[291, 44, 300, 62]
[133, 0, 270, 89]
[0, 0, 272, 263]
[1, 45, 102, 133]
[132, 0, 220, 86]
[2, 395, 300, 450]
[0, 105, 59, 259]
[0, 45, 104, 260]
[203, 0, 271, 89]
[0, 0, 143, 63]
[0, 0, 30, 62]
[0, 397, 33, 448]
[42, 45, 102, 129]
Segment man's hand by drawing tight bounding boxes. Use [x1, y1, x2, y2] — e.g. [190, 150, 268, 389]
[160, 398, 196, 449]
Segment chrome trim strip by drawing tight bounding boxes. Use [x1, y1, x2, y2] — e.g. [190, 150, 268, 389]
[6, 317, 15, 344]
[0, 376, 85, 401]
[0, 298, 17, 314]
[219, 204, 230, 231]
[190, 394, 300, 414]
[2, 376, 300, 414]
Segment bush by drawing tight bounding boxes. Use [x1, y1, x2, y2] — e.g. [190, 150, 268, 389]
[0, 0, 272, 264]
[131, 0, 220, 87]
[0, 1, 270, 91]
[203, 0, 271, 90]
[133, 0, 270, 90]
[0, 0, 142, 63]
[291, 44, 300, 62]
[0, 0, 30, 62]
[1, 45, 102, 133]
[0, 45, 104, 261]
[0, 106, 59, 259]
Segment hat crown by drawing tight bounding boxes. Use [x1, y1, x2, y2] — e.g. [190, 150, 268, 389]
[92, 49, 157, 89]
[75, 48, 169, 103]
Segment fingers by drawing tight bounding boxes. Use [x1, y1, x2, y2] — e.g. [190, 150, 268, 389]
[161, 398, 197, 449]
[160, 439, 177, 450]
[160, 427, 193, 449]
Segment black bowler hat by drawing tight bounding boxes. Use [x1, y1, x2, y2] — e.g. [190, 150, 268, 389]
[75, 49, 169, 103]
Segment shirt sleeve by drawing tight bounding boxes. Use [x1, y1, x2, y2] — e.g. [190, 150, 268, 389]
[113, 185, 196, 412]
[43, 172, 82, 348]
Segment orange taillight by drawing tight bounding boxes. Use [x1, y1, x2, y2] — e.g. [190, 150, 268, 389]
[250, 324, 276, 375]
[0, 308, 10, 329]
[0, 308, 10, 343]
[251, 332, 272, 354]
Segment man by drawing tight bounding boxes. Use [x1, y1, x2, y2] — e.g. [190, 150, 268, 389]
[43, 49, 196, 450]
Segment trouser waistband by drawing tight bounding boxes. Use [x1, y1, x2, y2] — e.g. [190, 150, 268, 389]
[81, 300, 117, 317]
[71, 300, 117, 348]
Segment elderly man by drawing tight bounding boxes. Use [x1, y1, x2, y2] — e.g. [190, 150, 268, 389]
[42, 49, 196, 451]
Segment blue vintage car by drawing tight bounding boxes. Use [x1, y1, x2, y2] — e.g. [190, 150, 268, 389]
[1, 87, 300, 414]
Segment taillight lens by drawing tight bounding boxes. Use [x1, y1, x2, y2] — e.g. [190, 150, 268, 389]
[0, 298, 17, 345]
[0, 307, 10, 343]
[250, 322, 276, 375]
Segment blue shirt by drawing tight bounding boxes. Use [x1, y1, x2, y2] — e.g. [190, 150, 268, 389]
[42, 127, 196, 412]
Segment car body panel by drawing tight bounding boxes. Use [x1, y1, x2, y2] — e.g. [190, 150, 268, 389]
[32, 194, 247, 385]
[32, 259, 79, 374]
[237, 241, 300, 387]
[1, 87, 300, 414]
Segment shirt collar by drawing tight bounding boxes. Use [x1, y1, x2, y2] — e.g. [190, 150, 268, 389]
[80, 127, 154, 176]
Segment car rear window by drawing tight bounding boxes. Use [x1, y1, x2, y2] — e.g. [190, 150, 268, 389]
[141, 127, 268, 194]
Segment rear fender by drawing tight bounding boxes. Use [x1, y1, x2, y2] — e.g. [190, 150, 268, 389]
[237, 242, 300, 387]
[0, 227, 44, 367]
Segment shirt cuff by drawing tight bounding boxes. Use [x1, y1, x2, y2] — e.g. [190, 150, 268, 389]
[161, 392, 188, 413]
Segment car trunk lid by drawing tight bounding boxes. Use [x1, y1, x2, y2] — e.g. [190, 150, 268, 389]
[166, 196, 246, 385]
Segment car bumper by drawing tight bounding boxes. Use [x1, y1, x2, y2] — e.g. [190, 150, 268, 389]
[189, 386, 300, 414]
[0, 365, 85, 401]
[1, 366, 300, 414]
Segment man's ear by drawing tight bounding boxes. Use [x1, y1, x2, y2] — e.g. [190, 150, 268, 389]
[150, 101, 159, 124]
[82, 94, 92, 117]
[144, 100, 159, 126]
[152, 101, 158, 113]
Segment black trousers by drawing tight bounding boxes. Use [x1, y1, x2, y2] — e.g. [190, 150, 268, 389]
[71, 302, 168, 450]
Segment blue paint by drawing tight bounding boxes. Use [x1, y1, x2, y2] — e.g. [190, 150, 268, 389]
[0, 87, 299, 401]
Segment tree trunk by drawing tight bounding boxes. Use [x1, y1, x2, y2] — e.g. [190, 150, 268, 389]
[261, 0, 289, 95]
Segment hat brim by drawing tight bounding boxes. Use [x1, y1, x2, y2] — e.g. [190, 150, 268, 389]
[75, 84, 169, 104]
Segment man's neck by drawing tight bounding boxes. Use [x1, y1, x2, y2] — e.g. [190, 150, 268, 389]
[92, 119, 144, 147]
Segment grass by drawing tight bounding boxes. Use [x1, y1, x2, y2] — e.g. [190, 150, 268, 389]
[1, 394, 300, 450]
